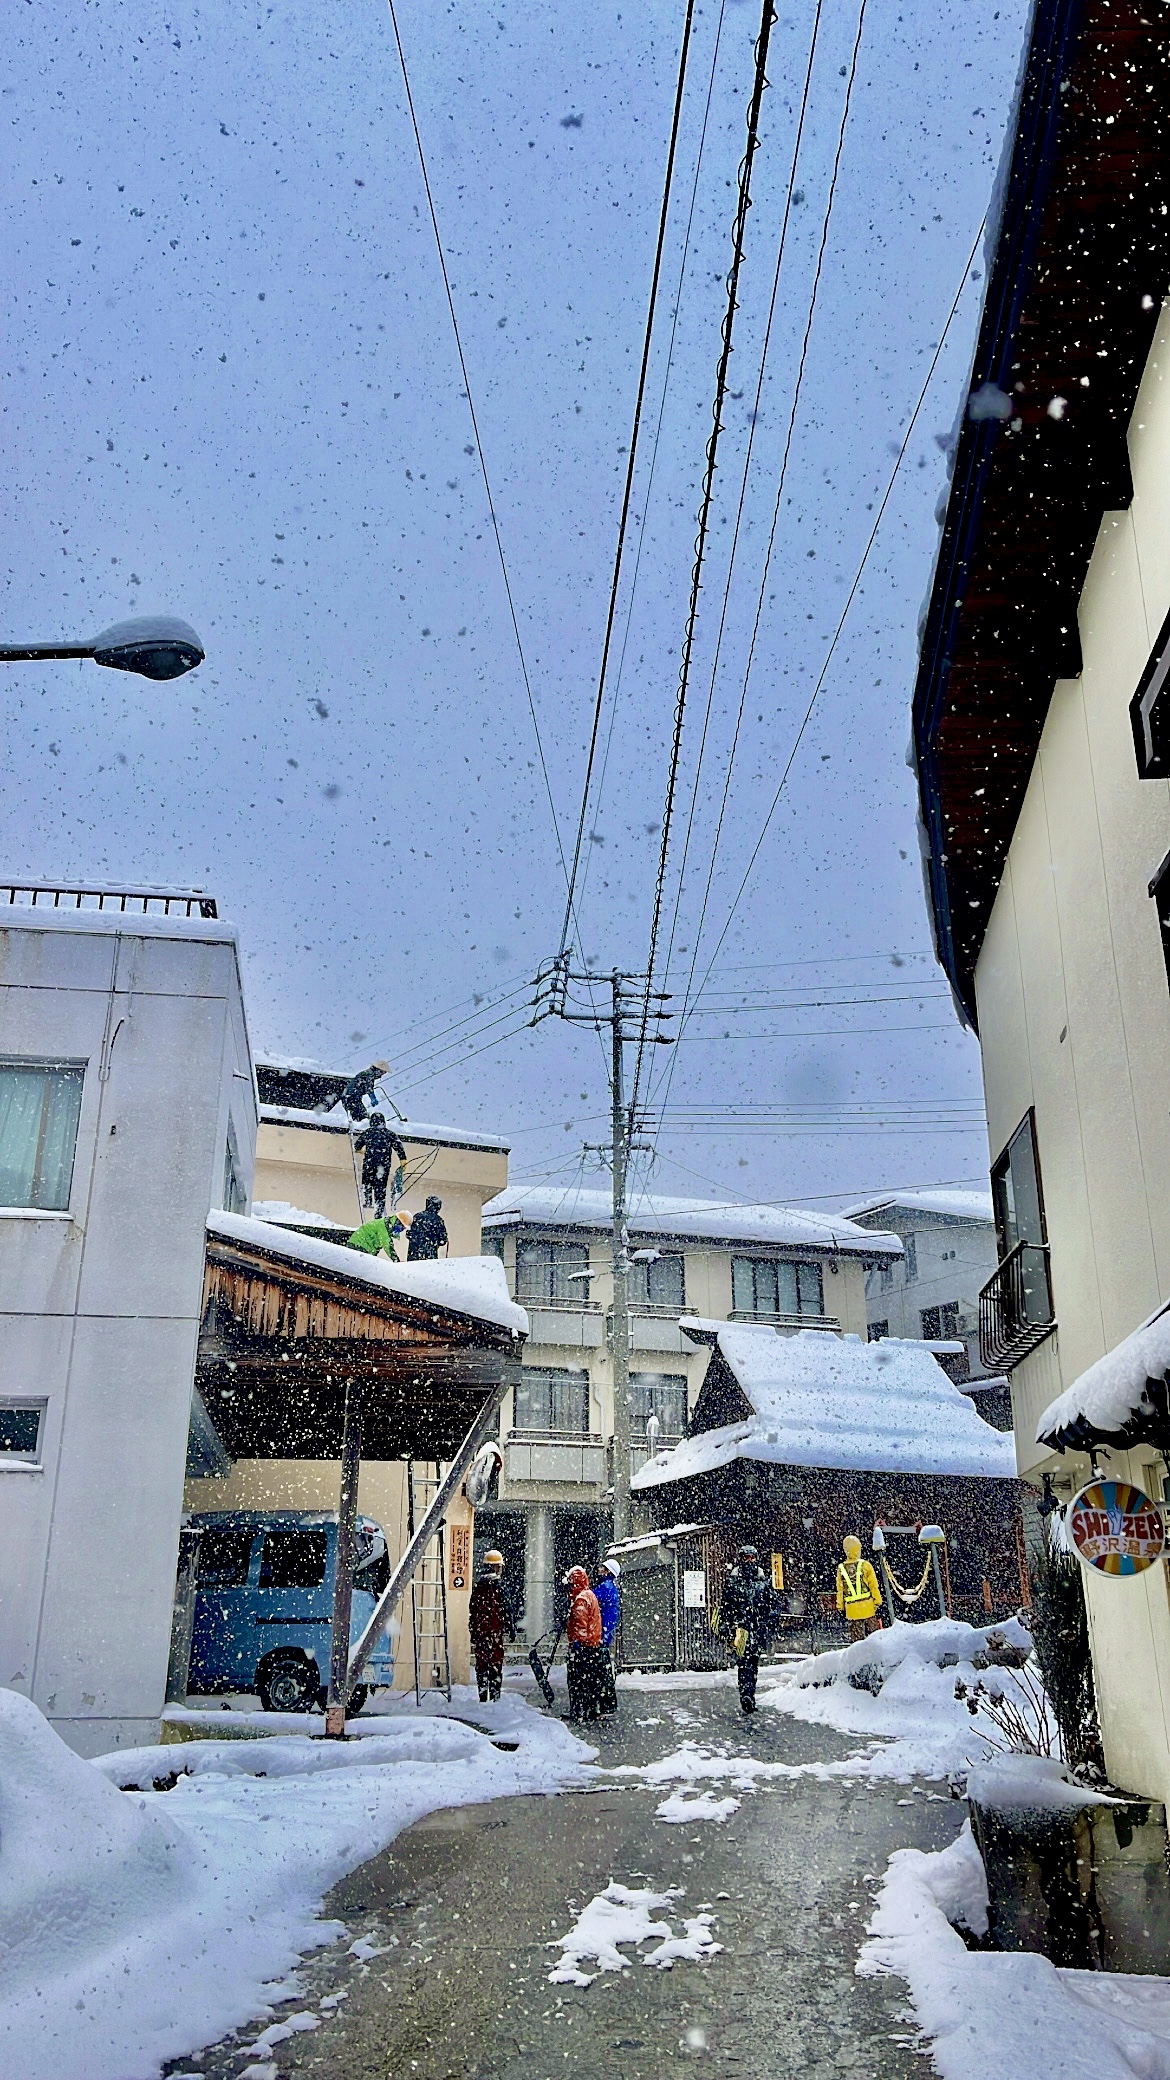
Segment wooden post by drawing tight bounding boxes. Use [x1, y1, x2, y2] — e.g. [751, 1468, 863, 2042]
[326, 1380, 364, 1737]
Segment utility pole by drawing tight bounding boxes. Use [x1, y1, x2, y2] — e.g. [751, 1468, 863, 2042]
[532, 958, 673, 1543]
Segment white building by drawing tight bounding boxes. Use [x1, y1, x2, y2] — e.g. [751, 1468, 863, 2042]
[843, 1189, 1009, 1428]
[478, 1183, 901, 1642]
[0, 897, 256, 1756]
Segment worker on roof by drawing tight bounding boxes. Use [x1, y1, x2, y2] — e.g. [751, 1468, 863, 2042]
[353, 1111, 407, 1220]
[339, 1061, 391, 1123]
[407, 1195, 448, 1261]
[347, 1213, 407, 1262]
[836, 1534, 883, 1642]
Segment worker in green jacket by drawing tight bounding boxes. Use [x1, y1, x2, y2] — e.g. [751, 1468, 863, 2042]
[347, 1213, 408, 1261]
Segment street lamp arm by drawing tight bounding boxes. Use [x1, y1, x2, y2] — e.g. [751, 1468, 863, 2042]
[0, 616, 204, 681]
[0, 644, 94, 662]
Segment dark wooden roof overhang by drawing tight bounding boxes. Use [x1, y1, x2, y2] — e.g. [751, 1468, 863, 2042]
[913, 0, 1170, 1023]
[196, 1226, 522, 1462]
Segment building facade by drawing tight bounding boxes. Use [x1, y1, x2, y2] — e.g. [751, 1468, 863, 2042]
[0, 900, 257, 1755]
[913, 1, 1170, 1806]
[844, 1189, 1010, 1427]
[477, 1184, 900, 1644]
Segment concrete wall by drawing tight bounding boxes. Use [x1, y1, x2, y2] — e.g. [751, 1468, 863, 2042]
[0, 914, 256, 1754]
[253, 1116, 507, 1259]
[973, 304, 1170, 1802]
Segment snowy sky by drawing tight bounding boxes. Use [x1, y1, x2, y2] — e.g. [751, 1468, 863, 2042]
[3, 0, 1030, 1210]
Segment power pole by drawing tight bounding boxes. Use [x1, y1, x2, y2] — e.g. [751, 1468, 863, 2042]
[532, 959, 673, 1543]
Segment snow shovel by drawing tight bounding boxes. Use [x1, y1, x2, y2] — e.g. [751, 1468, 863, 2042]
[528, 1624, 564, 1708]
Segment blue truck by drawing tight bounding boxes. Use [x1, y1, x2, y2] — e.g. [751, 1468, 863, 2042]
[187, 1509, 395, 1713]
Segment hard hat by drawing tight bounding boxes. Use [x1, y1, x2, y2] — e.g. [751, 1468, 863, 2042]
[737, 1543, 759, 1560]
[602, 1557, 621, 1577]
[843, 1534, 862, 1561]
[483, 1549, 505, 1569]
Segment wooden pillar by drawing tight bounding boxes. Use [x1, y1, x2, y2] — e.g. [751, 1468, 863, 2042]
[326, 1380, 364, 1738]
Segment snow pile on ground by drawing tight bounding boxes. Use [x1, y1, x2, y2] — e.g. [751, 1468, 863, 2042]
[0, 1686, 591, 2080]
[655, 1788, 740, 1823]
[760, 1618, 1038, 1781]
[860, 1823, 1170, 2080]
[547, 1883, 721, 1986]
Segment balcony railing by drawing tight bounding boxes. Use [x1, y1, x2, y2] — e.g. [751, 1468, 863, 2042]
[979, 1241, 1055, 1370]
[727, 1309, 840, 1332]
[0, 880, 217, 917]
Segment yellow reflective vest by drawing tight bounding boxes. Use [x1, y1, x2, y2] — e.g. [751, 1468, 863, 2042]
[836, 1557, 882, 1622]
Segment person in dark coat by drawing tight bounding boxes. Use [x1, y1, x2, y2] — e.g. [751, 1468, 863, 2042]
[468, 1549, 511, 1702]
[339, 1062, 390, 1123]
[594, 1559, 621, 1715]
[353, 1112, 406, 1219]
[717, 1545, 775, 1714]
[407, 1195, 448, 1260]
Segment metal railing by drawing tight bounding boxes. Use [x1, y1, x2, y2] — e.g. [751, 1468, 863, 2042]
[979, 1240, 1055, 1370]
[727, 1309, 840, 1331]
[0, 881, 217, 918]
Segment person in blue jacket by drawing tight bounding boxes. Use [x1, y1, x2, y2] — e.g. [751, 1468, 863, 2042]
[595, 1558, 621, 1715]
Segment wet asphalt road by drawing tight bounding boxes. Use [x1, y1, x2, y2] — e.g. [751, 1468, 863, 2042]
[179, 1676, 960, 2080]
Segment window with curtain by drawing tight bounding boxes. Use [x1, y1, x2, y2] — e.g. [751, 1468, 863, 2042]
[0, 1062, 85, 1211]
[514, 1237, 589, 1305]
[627, 1252, 685, 1310]
[731, 1256, 823, 1317]
[512, 1365, 591, 1435]
[630, 1372, 687, 1437]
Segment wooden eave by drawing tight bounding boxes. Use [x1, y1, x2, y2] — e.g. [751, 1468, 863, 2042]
[913, 0, 1170, 1022]
[197, 1226, 521, 1461]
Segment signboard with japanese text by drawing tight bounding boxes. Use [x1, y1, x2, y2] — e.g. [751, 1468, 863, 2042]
[1068, 1479, 1165, 1576]
[682, 1569, 706, 1609]
[448, 1523, 470, 1591]
[771, 1552, 785, 1592]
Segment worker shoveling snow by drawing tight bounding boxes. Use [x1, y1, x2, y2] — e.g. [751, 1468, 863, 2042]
[0, 1686, 592, 2080]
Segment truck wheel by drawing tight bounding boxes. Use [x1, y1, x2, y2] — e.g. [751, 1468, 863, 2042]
[257, 1653, 318, 1714]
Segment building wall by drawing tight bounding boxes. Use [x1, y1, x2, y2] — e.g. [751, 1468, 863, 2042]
[973, 304, 1170, 1802]
[861, 1212, 997, 1376]
[0, 917, 256, 1754]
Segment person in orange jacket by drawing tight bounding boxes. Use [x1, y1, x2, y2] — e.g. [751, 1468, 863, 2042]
[563, 1564, 603, 1723]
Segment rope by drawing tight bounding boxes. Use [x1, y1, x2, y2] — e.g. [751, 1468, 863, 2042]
[558, 0, 700, 957]
[631, 0, 777, 1129]
[881, 1551, 934, 1605]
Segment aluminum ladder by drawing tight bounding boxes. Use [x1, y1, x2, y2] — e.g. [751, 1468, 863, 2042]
[406, 1460, 452, 1703]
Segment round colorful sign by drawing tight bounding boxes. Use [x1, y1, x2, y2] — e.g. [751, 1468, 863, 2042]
[1067, 1480, 1166, 1575]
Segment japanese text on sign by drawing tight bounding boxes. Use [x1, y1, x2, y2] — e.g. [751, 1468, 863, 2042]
[1068, 1479, 1165, 1576]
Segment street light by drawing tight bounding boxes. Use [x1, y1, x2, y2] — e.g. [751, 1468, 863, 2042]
[0, 615, 204, 682]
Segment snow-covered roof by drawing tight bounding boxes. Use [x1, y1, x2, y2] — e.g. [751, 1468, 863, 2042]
[0, 903, 237, 945]
[1036, 1295, 1170, 1451]
[252, 1200, 351, 1233]
[632, 1322, 1016, 1487]
[483, 1185, 901, 1258]
[257, 1104, 509, 1152]
[843, 1187, 994, 1226]
[206, 1210, 528, 1336]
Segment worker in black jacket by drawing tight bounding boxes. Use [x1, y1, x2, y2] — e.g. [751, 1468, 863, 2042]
[353, 1112, 406, 1219]
[717, 1545, 775, 1714]
[407, 1195, 448, 1260]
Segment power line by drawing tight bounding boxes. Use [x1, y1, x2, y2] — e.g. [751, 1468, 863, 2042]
[632, 0, 778, 1126]
[558, 0, 700, 957]
[657, 0, 826, 1000]
[382, 0, 571, 909]
[652, 0, 871, 1129]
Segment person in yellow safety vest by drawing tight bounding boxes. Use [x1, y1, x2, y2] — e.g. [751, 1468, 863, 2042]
[835, 1534, 883, 1642]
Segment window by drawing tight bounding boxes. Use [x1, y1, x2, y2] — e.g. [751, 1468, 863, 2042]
[879, 1259, 895, 1291]
[513, 1365, 591, 1435]
[903, 1234, 918, 1283]
[482, 1229, 505, 1260]
[868, 1321, 889, 1342]
[0, 1403, 44, 1462]
[222, 1122, 247, 1214]
[921, 1302, 960, 1340]
[515, 1238, 589, 1305]
[630, 1372, 688, 1438]
[990, 1110, 1047, 1258]
[628, 1252, 685, 1310]
[258, 1529, 328, 1589]
[197, 1527, 254, 1587]
[0, 1061, 85, 1211]
[731, 1256, 823, 1317]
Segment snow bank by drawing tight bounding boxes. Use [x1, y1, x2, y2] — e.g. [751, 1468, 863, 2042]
[207, 1210, 528, 1334]
[860, 1825, 1170, 2080]
[760, 1618, 1039, 1781]
[1037, 1296, 1170, 1448]
[0, 1688, 590, 2080]
[634, 1326, 1016, 1487]
[966, 1753, 1111, 1816]
[547, 1884, 721, 1985]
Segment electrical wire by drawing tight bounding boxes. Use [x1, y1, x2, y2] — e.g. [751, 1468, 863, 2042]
[656, 0, 826, 1003]
[382, 0, 573, 918]
[631, 0, 778, 1128]
[558, 0, 699, 957]
[393, 1015, 539, 1099]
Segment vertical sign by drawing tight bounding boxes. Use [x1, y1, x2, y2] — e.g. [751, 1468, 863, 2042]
[771, 1552, 785, 1592]
[449, 1523, 470, 1590]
